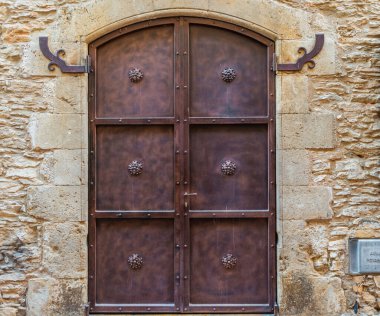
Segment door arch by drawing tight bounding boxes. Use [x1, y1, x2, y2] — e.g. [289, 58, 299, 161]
[88, 16, 276, 314]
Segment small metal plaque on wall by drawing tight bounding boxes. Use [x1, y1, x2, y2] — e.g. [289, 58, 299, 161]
[349, 238, 380, 274]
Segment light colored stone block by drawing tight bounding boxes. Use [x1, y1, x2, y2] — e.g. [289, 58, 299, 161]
[26, 278, 85, 316]
[282, 186, 333, 220]
[153, 0, 209, 10]
[29, 114, 82, 149]
[280, 34, 336, 75]
[27, 186, 82, 221]
[208, 0, 308, 39]
[52, 150, 83, 185]
[0, 307, 18, 316]
[280, 75, 309, 113]
[42, 76, 86, 114]
[282, 113, 335, 149]
[281, 272, 345, 315]
[42, 223, 86, 279]
[282, 149, 310, 185]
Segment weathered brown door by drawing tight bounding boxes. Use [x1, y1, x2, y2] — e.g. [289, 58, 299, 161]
[88, 17, 276, 314]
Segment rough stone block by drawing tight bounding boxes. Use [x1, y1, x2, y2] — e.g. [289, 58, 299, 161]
[281, 272, 345, 315]
[280, 75, 309, 113]
[40, 150, 83, 185]
[280, 34, 336, 75]
[42, 223, 86, 279]
[42, 76, 86, 114]
[29, 114, 82, 149]
[26, 278, 85, 316]
[282, 186, 333, 220]
[152, 0, 209, 10]
[0, 308, 18, 316]
[282, 149, 310, 185]
[282, 113, 335, 149]
[27, 186, 82, 221]
[52, 150, 83, 185]
[208, 0, 307, 39]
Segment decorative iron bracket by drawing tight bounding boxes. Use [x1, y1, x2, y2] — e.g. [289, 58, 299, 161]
[275, 34, 324, 72]
[39, 36, 90, 73]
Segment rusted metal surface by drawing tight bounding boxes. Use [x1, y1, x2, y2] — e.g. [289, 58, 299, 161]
[88, 16, 276, 314]
[276, 33, 325, 71]
[39, 36, 89, 73]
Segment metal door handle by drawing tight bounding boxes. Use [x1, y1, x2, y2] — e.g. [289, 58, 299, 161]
[184, 192, 197, 196]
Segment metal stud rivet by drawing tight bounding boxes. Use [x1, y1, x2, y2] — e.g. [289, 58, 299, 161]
[118, 308, 122, 311]
[184, 213, 187, 216]
[213, 213, 216, 216]
[117, 213, 122, 217]
[184, 308, 188, 311]
[184, 181, 188, 184]
[147, 308, 151, 311]
[176, 119, 180, 122]
[176, 150, 180, 154]
[242, 308, 245, 311]
[184, 150, 188, 154]
[147, 213, 151, 217]
[184, 85, 188, 88]
[184, 275, 188, 279]
[90, 119, 94, 122]
[212, 119, 216, 122]
[176, 275, 180, 279]
[184, 244, 188, 248]
[90, 275, 93, 279]
[271, 212, 274, 216]
[213, 308, 216, 311]
[176, 308, 180, 311]
[90, 213, 93, 216]
[90, 244, 93, 247]
[270, 118, 274, 122]
[176, 51, 179, 55]
[184, 51, 187, 55]
[90, 151, 94, 154]
[176, 85, 180, 89]
[90, 182, 94, 185]
[176, 213, 180, 216]
[242, 213, 245, 216]
[147, 119, 151, 123]
[241, 119, 245, 122]
[119, 119, 122, 122]
[184, 119, 187, 122]
[271, 244, 274, 248]
[176, 181, 180, 185]
[176, 244, 180, 248]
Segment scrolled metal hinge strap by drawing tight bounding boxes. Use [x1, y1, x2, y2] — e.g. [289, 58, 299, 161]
[276, 33, 325, 72]
[39, 36, 90, 73]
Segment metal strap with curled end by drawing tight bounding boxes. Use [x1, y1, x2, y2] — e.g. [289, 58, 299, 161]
[276, 34, 325, 71]
[39, 37, 89, 73]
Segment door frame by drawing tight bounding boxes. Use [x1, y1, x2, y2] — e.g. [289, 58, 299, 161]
[88, 16, 276, 314]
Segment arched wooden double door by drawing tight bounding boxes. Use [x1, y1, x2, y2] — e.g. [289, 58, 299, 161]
[88, 17, 276, 314]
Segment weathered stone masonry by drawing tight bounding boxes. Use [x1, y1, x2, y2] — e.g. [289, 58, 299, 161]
[0, 1, 379, 315]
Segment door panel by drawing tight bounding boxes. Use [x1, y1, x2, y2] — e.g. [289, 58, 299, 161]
[89, 17, 275, 314]
[96, 125, 174, 211]
[189, 125, 268, 211]
[190, 219, 269, 305]
[96, 219, 175, 304]
[189, 24, 268, 117]
[96, 25, 174, 118]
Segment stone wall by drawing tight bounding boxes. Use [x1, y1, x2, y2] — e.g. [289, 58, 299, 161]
[0, 0, 378, 315]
